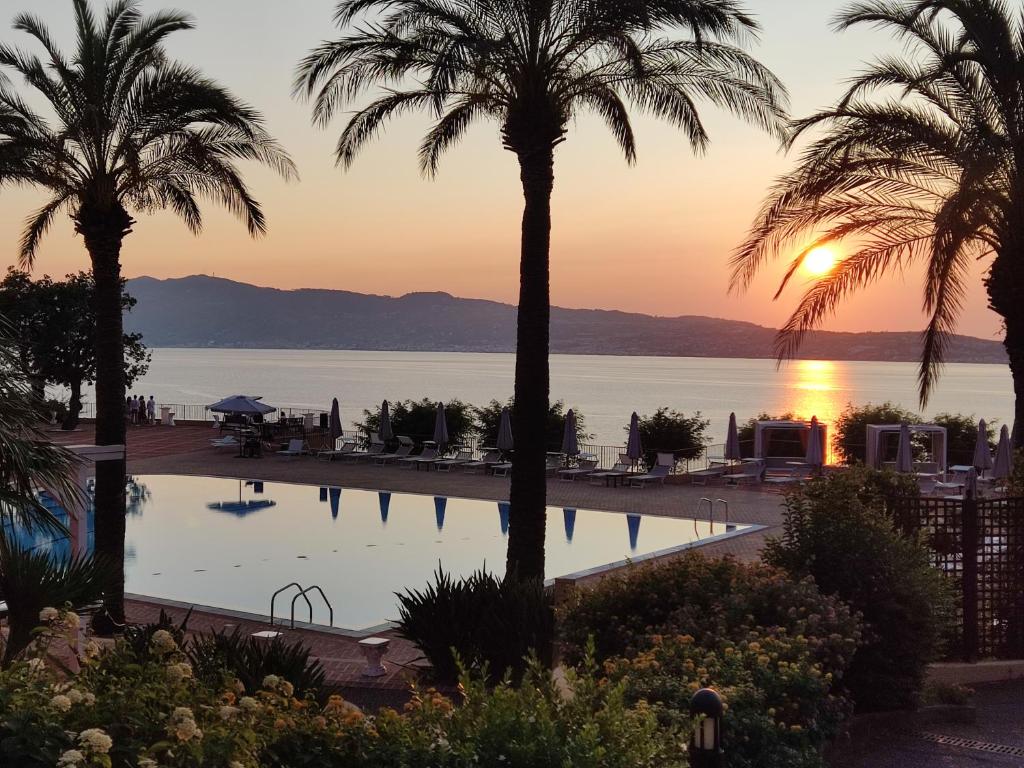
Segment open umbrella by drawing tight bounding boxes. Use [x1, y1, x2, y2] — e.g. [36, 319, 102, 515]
[626, 412, 643, 465]
[973, 419, 993, 474]
[993, 424, 1012, 480]
[497, 406, 514, 452]
[208, 395, 276, 416]
[433, 402, 449, 450]
[895, 422, 913, 473]
[561, 409, 579, 456]
[805, 416, 824, 469]
[725, 412, 741, 462]
[328, 398, 343, 449]
[378, 400, 394, 442]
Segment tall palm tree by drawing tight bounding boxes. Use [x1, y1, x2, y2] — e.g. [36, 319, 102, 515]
[296, 0, 787, 579]
[732, 0, 1024, 441]
[0, 0, 295, 623]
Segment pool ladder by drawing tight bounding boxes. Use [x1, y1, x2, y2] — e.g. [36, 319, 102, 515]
[270, 582, 334, 628]
[697, 498, 733, 531]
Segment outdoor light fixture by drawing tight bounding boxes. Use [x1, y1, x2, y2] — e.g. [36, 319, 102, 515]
[689, 687, 724, 768]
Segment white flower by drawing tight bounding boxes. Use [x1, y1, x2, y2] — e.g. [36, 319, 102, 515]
[39, 607, 60, 623]
[279, 680, 294, 698]
[56, 749, 85, 766]
[64, 612, 81, 631]
[79, 728, 113, 754]
[83, 692, 96, 706]
[239, 696, 260, 713]
[138, 759, 158, 768]
[26, 658, 46, 675]
[149, 629, 177, 655]
[168, 707, 202, 742]
[50, 694, 73, 713]
[80, 640, 101, 661]
[229, 762, 245, 768]
[219, 705, 241, 721]
[66, 688, 84, 705]
[166, 662, 193, 683]
[261, 674, 281, 690]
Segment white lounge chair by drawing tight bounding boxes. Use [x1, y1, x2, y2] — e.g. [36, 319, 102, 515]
[318, 440, 356, 461]
[544, 454, 565, 476]
[376, 436, 415, 464]
[434, 448, 474, 472]
[277, 439, 306, 458]
[463, 450, 501, 474]
[402, 446, 439, 469]
[558, 458, 598, 482]
[689, 460, 728, 485]
[629, 453, 675, 487]
[588, 454, 634, 486]
[491, 461, 513, 477]
[210, 435, 239, 450]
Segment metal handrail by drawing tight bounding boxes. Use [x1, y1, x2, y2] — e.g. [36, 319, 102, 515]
[714, 499, 730, 527]
[294, 584, 333, 628]
[270, 582, 312, 627]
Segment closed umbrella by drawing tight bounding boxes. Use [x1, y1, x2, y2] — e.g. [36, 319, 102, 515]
[993, 424, 1012, 480]
[378, 400, 394, 442]
[433, 402, 449, 450]
[498, 501, 510, 536]
[626, 412, 643, 465]
[563, 508, 576, 542]
[497, 406, 514, 452]
[627, 514, 641, 552]
[378, 491, 391, 525]
[964, 467, 978, 500]
[329, 487, 341, 520]
[434, 497, 447, 532]
[895, 422, 914, 473]
[973, 419, 993, 474]
[328, 398, 343, 450]
[805, 416, 824, 469]
[561, 409, 579, 456]
[725, 412, 741, 462]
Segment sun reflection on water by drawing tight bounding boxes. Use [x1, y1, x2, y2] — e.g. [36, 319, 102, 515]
[787, 360, 848, 463]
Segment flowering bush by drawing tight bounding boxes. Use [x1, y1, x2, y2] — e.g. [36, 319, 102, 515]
[607, 631, 850, 768]
[0, 608, 677, 768]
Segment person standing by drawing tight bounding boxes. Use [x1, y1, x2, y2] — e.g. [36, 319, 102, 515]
[136, 396, 147, 426]
[129, 395, 138, 425]
[146, 396, 156, 425]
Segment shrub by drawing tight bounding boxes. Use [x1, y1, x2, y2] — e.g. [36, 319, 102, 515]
[607, 632, 850, 768]
[634, 408, 710, 468]
[0, 620, 676, 768]
[559, 551, 859, 674]
[395, 567, 554, 684]
[833, 402, 921, 465]
[186, 628, 326, 698]
[357, 398, 476, 448]
[475, 398, 590, 453]
[764, 469, 953, 711]
[932, 412, 995, 466]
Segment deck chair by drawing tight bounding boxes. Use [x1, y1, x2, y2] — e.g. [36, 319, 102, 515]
[558, 458, 598, 481]
[463, 450, 501, 474]
[376, 436, 415, 464]
[629, 453, 675, 487]
[402, 446, 439, 469]
[434, 448, 474, 472]
[276, 438, 306, 457]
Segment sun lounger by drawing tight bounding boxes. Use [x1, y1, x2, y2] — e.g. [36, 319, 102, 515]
[463, 450, 501, 474]
[374, 436, 415, 464]
[689, 461, 728, 485]
[545, 454, 565, 476]
[210, 435, 239, 450]
[317, 440, 356, 461]
[589, 455, 634, 487]
[402, 446, 439, 469]
[434, 449, 474, 472]
[276, 439, 307, 457]
[491, 461, 513, 477]
[558, 458, 598, 481]
[629, 464, 671, 488]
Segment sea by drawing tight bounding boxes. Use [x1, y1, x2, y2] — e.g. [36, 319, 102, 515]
[82, 349, 1015, 448]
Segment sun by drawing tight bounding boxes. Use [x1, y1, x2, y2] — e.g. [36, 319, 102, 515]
[803, 246, 838, 277]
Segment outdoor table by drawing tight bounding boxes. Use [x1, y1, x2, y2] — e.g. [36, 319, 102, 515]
[950, 465, 974, 474]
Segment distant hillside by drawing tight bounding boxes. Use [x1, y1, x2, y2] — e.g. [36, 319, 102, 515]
[123, 275, 1008, 364]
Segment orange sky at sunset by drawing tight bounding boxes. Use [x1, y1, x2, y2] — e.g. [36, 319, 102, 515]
[0, 0, 1004, 341]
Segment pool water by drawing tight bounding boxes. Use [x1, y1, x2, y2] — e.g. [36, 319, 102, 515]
[31, 475, 746, 631]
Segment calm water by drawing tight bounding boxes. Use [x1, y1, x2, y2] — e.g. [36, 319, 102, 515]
[88, 349, 1014, 446]
[24, 476, 739, 630]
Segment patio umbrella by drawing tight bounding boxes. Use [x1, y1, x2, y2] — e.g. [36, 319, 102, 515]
[563, 508, 576, 543]
[895, 422, 914, 473]
[378, 491, 391, 525]
[805, 416, 824, 469]
[433, 403, 449, 450]
[434, 496, 447, 532]
[328, 398, 343, 449]
[497, 407, 514, 452]
[208, 395, 276, 416]
[378, 400, 394, 442]
[964, 467, 978, 500]
[329, 487, 341, 520]
[498, 501, 510, 536]
[626, 412, 643, 465]
[993, 424, 1013, 480]
[627, 514, 641, 552]
[561, 409, 579, 456]
[973, 419, 993, 474]
[724, 412, 741, 462]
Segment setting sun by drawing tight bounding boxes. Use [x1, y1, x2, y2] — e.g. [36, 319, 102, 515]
[803, 246, 838, 277]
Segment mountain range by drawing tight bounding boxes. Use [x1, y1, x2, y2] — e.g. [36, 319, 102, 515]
[123, 275, 1008, 365]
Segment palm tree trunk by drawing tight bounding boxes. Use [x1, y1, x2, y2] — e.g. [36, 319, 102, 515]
[1005, 319, 1024, 450]
[77, 204, 132, 627]
[506, 146, 554, 581]
[988, 254, 1024, 449]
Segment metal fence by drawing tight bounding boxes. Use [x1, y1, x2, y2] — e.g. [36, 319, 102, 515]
[888, 494, 1024, 661]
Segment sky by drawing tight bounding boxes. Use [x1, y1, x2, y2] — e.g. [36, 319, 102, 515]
[0, 0, 1004, 339]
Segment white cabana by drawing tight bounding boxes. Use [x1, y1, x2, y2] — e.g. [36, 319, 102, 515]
[753, 419, 828, 463]
[865, 424, 947, 473]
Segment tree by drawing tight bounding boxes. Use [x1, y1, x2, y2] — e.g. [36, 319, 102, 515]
[731, 0, 1024, 446]
[297, 0, 787, 578]
[932, 412, 994, 467]
[833, 402, 921, 465]
[475, 399, 590, 453]
[357, 398, 477, 449]
[0, 0, 295, 624]
[634, 408, 709, 469]
[0, 270, 151, 430]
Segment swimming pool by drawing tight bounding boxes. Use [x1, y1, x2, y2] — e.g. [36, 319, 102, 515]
[29, 475, 750, 631]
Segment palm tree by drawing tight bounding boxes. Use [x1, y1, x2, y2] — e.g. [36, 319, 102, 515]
[732, 0, 1024, 442]
[296, 0, 787, 579]
[0, 0, 295, 623]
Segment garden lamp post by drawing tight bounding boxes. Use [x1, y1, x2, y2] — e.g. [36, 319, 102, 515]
[689, 687, 724, 768]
